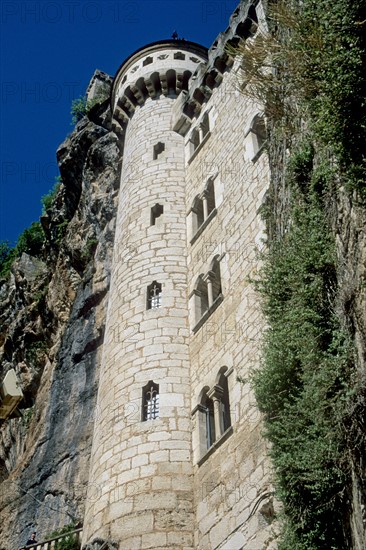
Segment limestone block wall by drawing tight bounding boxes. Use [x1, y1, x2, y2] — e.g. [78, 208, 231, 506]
[184, 66, 277, 549]
[83, 42, 208, 550]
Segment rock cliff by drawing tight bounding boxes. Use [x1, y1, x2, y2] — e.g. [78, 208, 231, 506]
[0, 72, 121, 549]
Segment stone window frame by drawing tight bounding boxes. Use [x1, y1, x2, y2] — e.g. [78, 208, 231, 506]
[189, 177, 218, 245]
[187, 111, 212, 164]
[147, 281, 162, 310]
[192, 366, 234, 464]
[142, 380, 160, 421]
[190, 254, 224, 333]
[244, 113, 267, 162]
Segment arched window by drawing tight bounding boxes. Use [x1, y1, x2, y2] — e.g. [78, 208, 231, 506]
[235, 5, 258, 39]
[196, 275, 209, 318]
[208, 256, 222, 305]
[201, 112, 210, 139]
[252, 114, 266, 152]
[191, 128, 200, 152]
[191, 195, 204, 235]
[142, 381, 159, 420]
[201, 389, 216, 448]
[217, 368, 231, 433]
[193, 370, 233, 461]
[190, 257, 224, 332]
[204, 179, 216, 217]
[245, 114, 267, 161]
[189, 180, 216, 241]
[147, 281, 162, 309]
[189, 112, 211, 158]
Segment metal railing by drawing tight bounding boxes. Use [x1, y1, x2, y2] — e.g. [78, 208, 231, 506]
[19, 527, 83, 550]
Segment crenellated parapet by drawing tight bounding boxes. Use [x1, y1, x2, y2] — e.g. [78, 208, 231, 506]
[171, 0, 265, 135]
[110, 40, 208, 142]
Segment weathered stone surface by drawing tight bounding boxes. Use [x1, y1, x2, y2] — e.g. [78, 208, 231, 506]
[0, 73, 121, 550]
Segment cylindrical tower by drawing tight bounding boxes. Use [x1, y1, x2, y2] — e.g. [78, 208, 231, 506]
[83, 41, 208, 549]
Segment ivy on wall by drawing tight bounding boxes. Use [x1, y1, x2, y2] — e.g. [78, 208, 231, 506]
[233, 0, 366, 546]
[252, 145, 356, 548]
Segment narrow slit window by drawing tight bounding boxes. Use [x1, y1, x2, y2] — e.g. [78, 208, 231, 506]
[218, 371, 231, 433]
[151, 203, 164, 226]
[142, 381, 159, 420]
[191, 129, 200, 153]
[201, 113, 210, 139]
[147, 281, 162, 309]
[210, 256, 222, 303]
[153, 142, 165, 160]
[201, 390, 216, 448]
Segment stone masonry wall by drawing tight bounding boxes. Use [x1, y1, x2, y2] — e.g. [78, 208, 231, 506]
[83, 95, 195, 549]
[185, 66, 278, 549]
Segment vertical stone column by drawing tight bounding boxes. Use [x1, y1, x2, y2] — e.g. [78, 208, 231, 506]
[83, 41, 208, 550]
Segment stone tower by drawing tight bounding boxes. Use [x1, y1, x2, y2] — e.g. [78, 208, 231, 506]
[82, 40, 208, 549]
[83, 2, 278, 548]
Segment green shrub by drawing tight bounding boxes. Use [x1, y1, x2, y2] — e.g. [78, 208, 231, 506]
[71, 97, 88, 124]
[80, 238, 98, 263]
[233, 0, 366, 198]
[25, 341, 48, 366]
[0, 223, 45, 278]
[252, 146, 356, 547]
[34, 283, 49, 307]
[71, 92, 108, 125]
[0, 241, 16, 278]
[56, 221, 69, 245]
[45, 524, 80, 550]
[16, 222, 45, 257]
[22, 406, 34, 428]
[42, 177, 62, 214]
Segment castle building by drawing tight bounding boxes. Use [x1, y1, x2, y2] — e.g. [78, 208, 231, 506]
[83, 1, 277, 548]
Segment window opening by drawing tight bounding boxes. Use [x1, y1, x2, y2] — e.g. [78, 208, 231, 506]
[151, 203, 164, 225]
[218, 372, 231, 433]
[210, 257, 222, 303]
[147, 281, 162, 309]
[252, 115, 266, 151]
[201, 391, 216, 448]
[153, 142, 165, 160]
[196, 275, 209, 318]
[142, 381, 159, 420]
[201, 113, 210, 139]
[192, 129, 200, 152]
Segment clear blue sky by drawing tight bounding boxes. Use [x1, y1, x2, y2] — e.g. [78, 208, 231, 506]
[0, 0, 239, 246]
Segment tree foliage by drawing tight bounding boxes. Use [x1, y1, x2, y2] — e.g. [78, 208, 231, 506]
[45, 524, 80, 550]
[232, 0, 366, 197]
[253, 175, 354, 547]
[42, 176, 62, 214]
[70, 92, 108, 125]
[0, 221, 45, 278]
[234, 0, 366, 546]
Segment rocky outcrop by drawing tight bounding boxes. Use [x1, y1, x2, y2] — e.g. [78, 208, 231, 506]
[0, 73, 121, 550]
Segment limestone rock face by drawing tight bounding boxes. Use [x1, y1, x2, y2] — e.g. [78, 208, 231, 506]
[0, 74, 121, 550]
